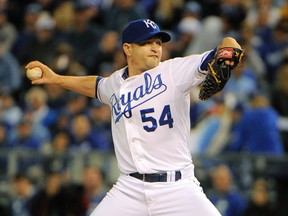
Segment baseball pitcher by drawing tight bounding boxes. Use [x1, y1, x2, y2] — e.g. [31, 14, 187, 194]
[26, 19, 243, 216]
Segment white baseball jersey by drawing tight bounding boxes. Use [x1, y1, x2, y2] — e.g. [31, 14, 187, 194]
[97, 51, 211, 174]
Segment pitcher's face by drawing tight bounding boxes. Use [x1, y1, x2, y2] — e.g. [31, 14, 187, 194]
[125, 37, 163, 72]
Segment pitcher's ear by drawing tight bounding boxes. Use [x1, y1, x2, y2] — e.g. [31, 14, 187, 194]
[123, 43, 132, 56]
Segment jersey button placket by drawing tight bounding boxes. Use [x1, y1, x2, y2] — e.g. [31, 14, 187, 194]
[119, 83, 143, 171]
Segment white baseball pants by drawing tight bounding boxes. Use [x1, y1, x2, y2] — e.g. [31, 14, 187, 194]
[90, 171, 221, 216]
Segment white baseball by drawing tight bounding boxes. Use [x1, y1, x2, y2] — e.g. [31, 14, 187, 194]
[26, 67, 43, 80]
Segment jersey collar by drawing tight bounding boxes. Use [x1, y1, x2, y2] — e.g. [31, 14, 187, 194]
[122, 67, 129, 80]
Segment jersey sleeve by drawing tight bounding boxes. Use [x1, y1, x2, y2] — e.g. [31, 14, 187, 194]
[169, 50, 213, 94]
[96, 77, 110, 105]
[96, 70, 123, 106]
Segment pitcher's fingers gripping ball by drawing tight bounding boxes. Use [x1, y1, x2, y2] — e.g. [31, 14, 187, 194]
[199, 47, 244, 100]
[26, 66, 43, 81]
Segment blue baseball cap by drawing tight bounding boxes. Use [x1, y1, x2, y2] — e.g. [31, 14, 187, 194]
[122, 19, 171, 44]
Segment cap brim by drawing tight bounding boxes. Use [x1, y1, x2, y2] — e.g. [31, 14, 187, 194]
[131, 31, 171, 44]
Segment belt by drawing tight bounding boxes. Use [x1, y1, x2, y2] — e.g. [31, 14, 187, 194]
[129, 171, 182, 182]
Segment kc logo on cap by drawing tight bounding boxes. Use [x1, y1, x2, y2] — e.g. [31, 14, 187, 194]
[122, 19, 171, 44]
[143, 19, 157, 29]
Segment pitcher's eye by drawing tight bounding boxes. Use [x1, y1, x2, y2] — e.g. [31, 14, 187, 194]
[138, 41, 150, 46]
[156, 40, 162, 46]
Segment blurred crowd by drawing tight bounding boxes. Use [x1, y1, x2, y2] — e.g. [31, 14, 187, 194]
[0, 0, 288, 215]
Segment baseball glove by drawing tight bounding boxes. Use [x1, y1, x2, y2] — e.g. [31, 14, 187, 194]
[198, 47, 244, 100]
